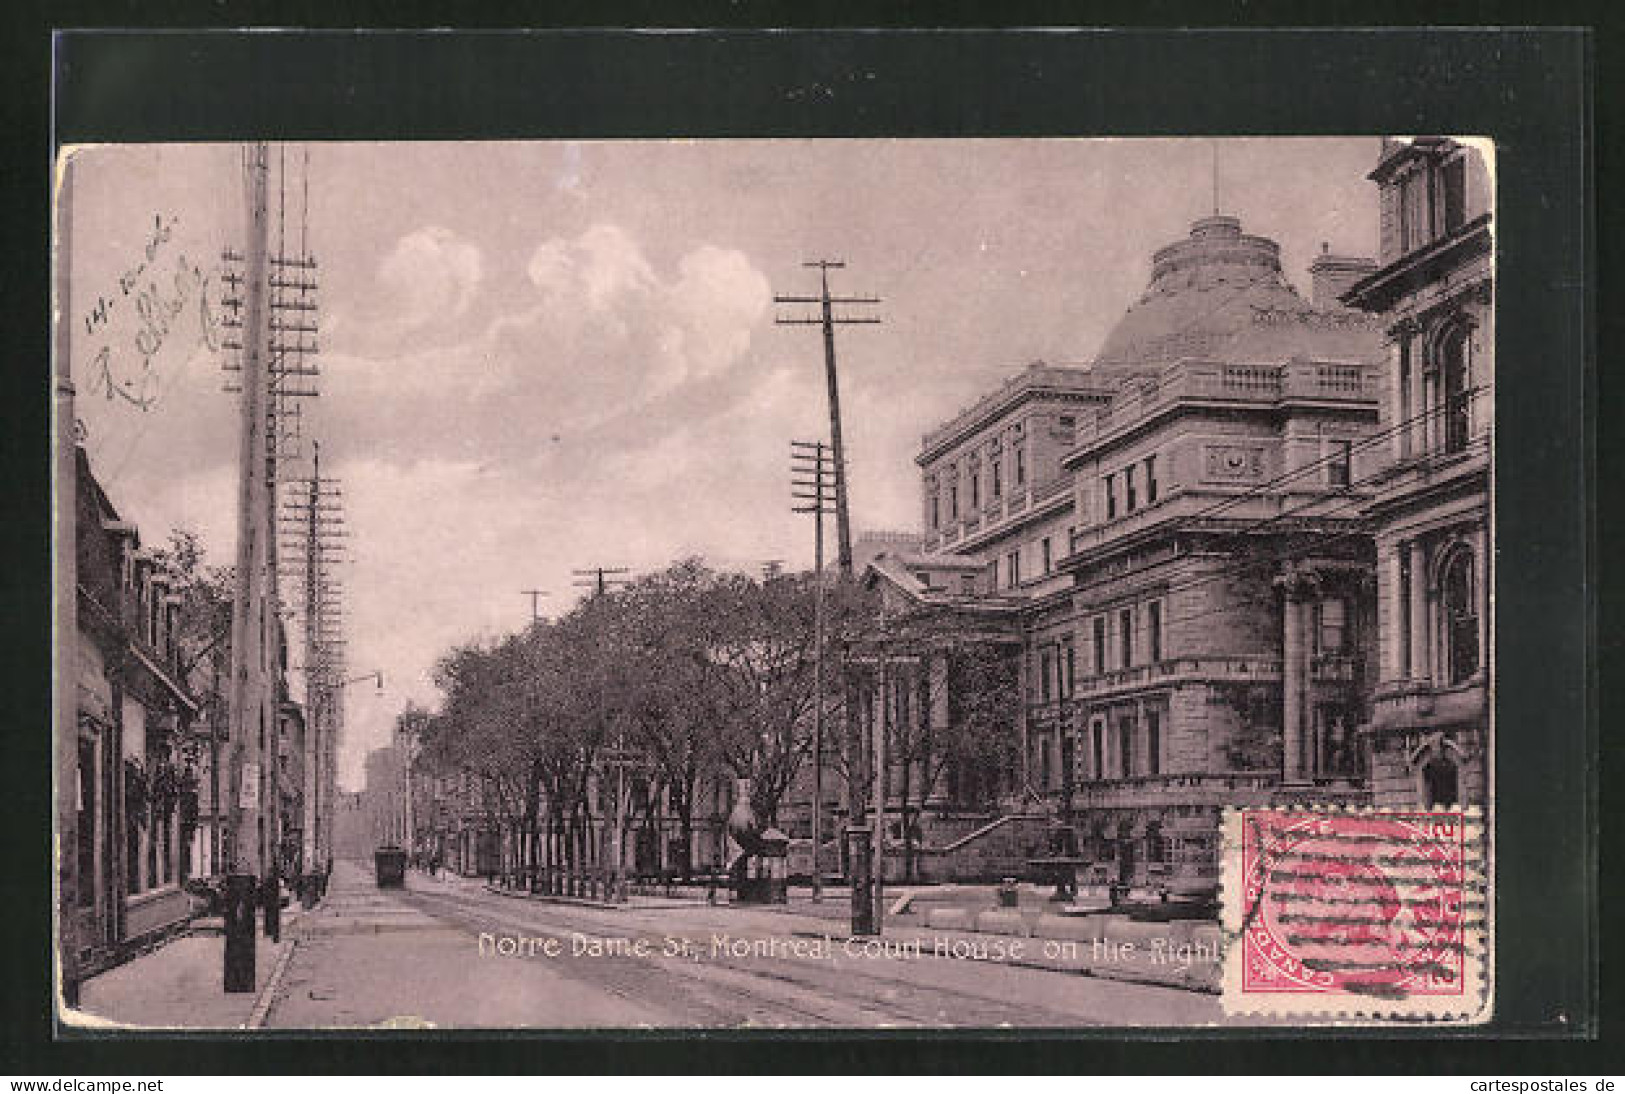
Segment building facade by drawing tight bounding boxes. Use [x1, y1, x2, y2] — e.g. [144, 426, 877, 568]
[71, 445, 202, 974]
[1344, 137, 1494, 812]
[881, 212, 1390, 898]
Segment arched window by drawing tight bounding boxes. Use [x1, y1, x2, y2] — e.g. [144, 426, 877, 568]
[1439, 325, 1472, 453]
[1440, 546, 1480, 684]
[1423, 756, 1459, 809]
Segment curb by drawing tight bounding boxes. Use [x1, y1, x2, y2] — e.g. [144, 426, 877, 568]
[243, 933, 299, 1030]
[479, 884, 712, 910]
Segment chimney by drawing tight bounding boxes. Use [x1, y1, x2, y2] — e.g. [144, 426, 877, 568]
[1308, 242, 1378, 309]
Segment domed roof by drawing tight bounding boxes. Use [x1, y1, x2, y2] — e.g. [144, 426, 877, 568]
[1092, 215, 1381, 373]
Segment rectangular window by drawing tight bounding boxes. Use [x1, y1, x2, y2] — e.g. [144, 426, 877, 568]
[1093, 617, 1106, 674]
[930, 494, 940, 530]
[1145, 455, 1158, 503]
[1008, 550, 1022, 587]
[1146, 709, 1161, 777]
[1399, 169, 1429, 253]
[991, 458, 1002, 499]
[970, 470, 981, 511]
[1041, 537, 1053, 574]
[1015, 447, 1026, 486]
[1105, 475, 1117, 519]
[1318, 598, 1347, 654]
[1119, 608, 1134, 668]
[1039, 650, 1053, 703]
[1329, 439, 1352, 487]
[1398, 340, 1413, 457]
[1038, 737, 1052, 789]
[1442, 156, 1467, 233]
[1092, 721, 1104, 780]
[986, 560, 998, 592]
[950, 483, 959, 520]
[1119, 718, 1134, 778]
[1125, 466, 1138, 512]
[1148, 600, 1163, 663]
[1063, 640, 1075, 697]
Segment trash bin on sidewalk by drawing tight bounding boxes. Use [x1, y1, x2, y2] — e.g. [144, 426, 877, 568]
[374, 846, 408, 888]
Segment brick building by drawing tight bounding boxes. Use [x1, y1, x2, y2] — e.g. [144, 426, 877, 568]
[875, 212, 1389, 897]
[1343, 137, 1493, 812]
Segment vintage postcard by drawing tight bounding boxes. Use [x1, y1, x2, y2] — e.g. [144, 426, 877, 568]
[52, 136, 1494, 1029]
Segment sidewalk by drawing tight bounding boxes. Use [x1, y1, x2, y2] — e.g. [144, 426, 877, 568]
[70, 905, 304, 1029]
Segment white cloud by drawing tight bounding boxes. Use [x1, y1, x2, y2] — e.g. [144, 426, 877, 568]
[373, 225, 485, 326]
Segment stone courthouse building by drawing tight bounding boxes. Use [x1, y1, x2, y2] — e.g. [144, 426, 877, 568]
[877, 210, 1393, 898]
[1343, 137, 1493, 813]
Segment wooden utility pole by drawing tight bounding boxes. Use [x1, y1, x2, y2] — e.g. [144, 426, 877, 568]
[521, 589, 549, 624]
[280, 441, 345, 901]
[571, 566, 631, 900]
[571, 567, 630, 599]
[791, 439, 834, 903]
[776, 261, 881, 935]
[774, 261, 878, 577]
[224, 141, 272, 991]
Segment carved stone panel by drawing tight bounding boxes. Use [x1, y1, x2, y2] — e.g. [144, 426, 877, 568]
[1203, 444, 1265, 481]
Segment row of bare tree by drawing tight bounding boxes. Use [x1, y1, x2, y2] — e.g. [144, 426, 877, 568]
[405, 559, 1020, 884]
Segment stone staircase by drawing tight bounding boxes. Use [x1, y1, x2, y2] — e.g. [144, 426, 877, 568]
[898, 812, 1055, 883]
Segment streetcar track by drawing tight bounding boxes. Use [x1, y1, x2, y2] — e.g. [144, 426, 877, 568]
[400, 888, 880, 1027]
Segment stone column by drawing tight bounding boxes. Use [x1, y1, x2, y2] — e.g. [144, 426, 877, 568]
[1279, 570, 1311, 784]
[1408, 336, 1426, 457]
[1408, 539, 1431, 681]
[1471, 524, 1490, 678]
[1385, 546, 1406, 683]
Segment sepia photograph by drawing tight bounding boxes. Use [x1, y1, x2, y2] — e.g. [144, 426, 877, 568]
[52, 134, 1495, 1031]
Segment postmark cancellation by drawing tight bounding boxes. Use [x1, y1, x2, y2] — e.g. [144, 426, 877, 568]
[1220, 807, 1489, 1022]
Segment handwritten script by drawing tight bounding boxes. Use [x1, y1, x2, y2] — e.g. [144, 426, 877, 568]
[79, 213, 223, 411]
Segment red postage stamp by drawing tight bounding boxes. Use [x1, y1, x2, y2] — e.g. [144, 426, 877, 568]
[1221, 808, 1488, 1021]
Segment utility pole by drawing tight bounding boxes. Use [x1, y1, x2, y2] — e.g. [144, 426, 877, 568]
[521, 589, 549, 624]
[222, 144, 324, 976]
[792, 440, 834, 903]
[571, 566, 631, 900]
[776, 261, 881, 935]
[571, 567, 631, 599]
[874, 619, 888, 929]
[223, 142, 272, 991]
[774, 261, 879, 578]
[279, 440, 345, 906]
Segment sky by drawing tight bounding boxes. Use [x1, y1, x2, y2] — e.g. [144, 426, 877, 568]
[60, 137, 1382, 789]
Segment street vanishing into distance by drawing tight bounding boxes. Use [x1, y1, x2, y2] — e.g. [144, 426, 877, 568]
[259, 862, 1219, 1029]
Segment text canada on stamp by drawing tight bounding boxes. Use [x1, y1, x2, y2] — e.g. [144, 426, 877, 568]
[1220, 808, 1489, 1022]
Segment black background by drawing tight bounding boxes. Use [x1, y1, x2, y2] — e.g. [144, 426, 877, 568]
[5, 13, 1610, 1076]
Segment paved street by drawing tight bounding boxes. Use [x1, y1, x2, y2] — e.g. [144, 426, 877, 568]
[262, 861, 1220, 1029]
